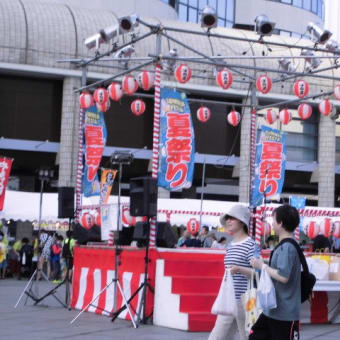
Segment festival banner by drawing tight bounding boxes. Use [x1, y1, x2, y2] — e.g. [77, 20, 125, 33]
[0, 157, 13, 211]
[251, 125, 286, 207]
[82, 105, 107, 197]
[159, 88, 195, 191]
[290, 195, 306, 233]
[100, 169, 117, 204]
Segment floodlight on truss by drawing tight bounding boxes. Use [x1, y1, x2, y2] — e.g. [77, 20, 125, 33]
[162, 48, 178, 72]
[84, 14, 139, 50]
[325, 39, 340, 55]
[201, 6, 217, 29]
[278, 58, 297, 73]
[300, 49, 322, 71]
[306, 22, 332, 45]
[114, 45, 135, 68]
[254, 14, 275, 37]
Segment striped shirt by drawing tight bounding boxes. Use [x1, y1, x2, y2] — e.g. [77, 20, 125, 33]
[224, 237, 255, 300]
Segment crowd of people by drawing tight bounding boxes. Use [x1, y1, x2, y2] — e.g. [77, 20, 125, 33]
[0, 229, 76, 283]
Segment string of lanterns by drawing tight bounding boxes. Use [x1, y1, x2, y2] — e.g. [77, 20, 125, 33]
[79, 64, 340, 126]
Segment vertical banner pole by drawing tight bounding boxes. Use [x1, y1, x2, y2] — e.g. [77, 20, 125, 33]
[75, 66, 87, 222]
[199, 156, 206, 228]
[149, 62, 162, 247]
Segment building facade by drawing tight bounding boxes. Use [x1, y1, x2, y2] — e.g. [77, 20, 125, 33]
[0, 0, 339, 209]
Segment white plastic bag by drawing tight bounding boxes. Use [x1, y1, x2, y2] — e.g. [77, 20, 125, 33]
[257, 266, 277, 310]
[306, 257, 329, 280]
[211, 269, 237, 316]
[241, 270, 262, 334]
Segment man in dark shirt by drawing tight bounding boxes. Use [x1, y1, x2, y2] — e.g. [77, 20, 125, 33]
[181, 232, 202, 248]
[312, 234, 331, 252]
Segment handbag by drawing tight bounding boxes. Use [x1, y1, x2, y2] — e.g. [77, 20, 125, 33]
[211, 269, 237, 316]
[257, 265, 277, 310]
[241, 270, 262, 334]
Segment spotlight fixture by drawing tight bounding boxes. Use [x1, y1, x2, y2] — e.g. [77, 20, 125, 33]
[85, 14, 139, 50]
[201, 6, 217, 29]
[254, 15, 275, 37]
[306, 22, 332, 45]
[278, 58, 296, 73]
[114, 45, 135, 68]
[325, 39, 340, 54]
[162, 48, 178, 72]
[301, 49, 322, 70]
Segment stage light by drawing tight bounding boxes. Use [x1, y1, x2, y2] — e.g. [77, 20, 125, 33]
[325, 39, 340, 54]
[114, 45, 135, 59]
[85, 14, 139, 50]
[201, 6, 217, 29]
[278, 58, 297, 73]
[254, 15, 275, 36]
[162, 48, 178, 72]
[301, 49, 322, 71]
[306, 22, 332, 45]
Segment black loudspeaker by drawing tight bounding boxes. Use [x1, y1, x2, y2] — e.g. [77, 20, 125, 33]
[133, 222, 177, 248]
[58, 187, 74, 218]
[130, 177, 157, 217]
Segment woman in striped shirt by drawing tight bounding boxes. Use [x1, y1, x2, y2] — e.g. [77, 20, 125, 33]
[209, 204, 256, 340]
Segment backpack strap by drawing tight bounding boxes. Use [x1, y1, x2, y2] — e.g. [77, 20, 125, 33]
[269, 238, 309, 274]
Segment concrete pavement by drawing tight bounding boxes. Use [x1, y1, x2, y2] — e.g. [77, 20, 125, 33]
[1, 278, 340, 340]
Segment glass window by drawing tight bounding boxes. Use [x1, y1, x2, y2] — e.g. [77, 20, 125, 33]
[208, 0, 217, 8]
[188, 0, 198, 6]
[178, 3, 188, 21]
[199, 0, 208, 8]
[218, 18, 226, 27]
[226, 0, 234, 22]
[282, 0, 292, 4]
[188, 6, 198, 22]
[217, 0, 225, 17]
[280, 30, 292, 37]
[311, 0, 317, 13]
[293, 0, 303, 7]
[303, 0, 311, 10]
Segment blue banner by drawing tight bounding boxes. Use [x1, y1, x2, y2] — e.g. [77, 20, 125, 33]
[251, 125, 286, 207]
[289, 196, 306, 233]
[158, 88, 195, 191]
[82, 105, 107, 197]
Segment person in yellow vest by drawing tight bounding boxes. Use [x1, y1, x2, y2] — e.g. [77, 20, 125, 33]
[62, 230, 76, 281]
[0, 231, 8, 279]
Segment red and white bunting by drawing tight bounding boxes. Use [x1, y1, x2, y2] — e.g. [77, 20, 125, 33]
[122, 75, 139, 95]
[319, 99, 333, 116]
[174, 64, 192, 83]
[320, 218, 332, 237]
[293, 80, 309, 98]
[279, 108, 292, 125]
[93, 87, 109, 104]
[186, 218, 200, 235]
[265, 108, 278, 124]
[196, 106, 211, 122]
[333, 221, 340, 238]
[334, 84, 340, 100]
[216, 69, 233, 90]
[256, 75, 272, 94]
[304, 221, 319, 239]
[108, 82, 123, 102]
[260, 221, 271, 236]
[137, 70, 154, 91]
[131, 99, 146, 116]
[96, 99, 110, 112]
[94, 209, 101, 226]
[297, 103, 312, 120]
[79, 91, 94, 109]
[80, 212, 95, 230]
[227, 110, 241, 126]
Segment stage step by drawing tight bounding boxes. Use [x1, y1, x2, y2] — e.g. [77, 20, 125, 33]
[179, 293, 216, 313]
[171, 276, 221, 294]
[188, 312, 217, 332]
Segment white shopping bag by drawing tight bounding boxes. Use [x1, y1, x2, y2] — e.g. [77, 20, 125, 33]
[211, 269, 237, 316]
[257, 266, 277, 310]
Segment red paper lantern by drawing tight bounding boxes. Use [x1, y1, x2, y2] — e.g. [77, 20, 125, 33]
[122, 75, 138, 95]
[297, 103, 312, 120]
[94, 209, 101, 226]
[279, 108, 292, 125]
[137, 70, 154, 91]
[197, 106, 211, 122]
[334, 84, 340, 100]
[320, 218, 332, 238]
[265, 108, 278, 124]
[293, 80, 309, 98]
[260, 221, 271, 237]
[216, 69, 233, 90]
[79, 91, 94, 109]
[93, 87, 109, 104]
[256, 75, 272, 94]
[333, 221, 340, 238]
[174, 64, 192, 84]
[319, 99, 333, 116]
[96, 99, 110, 112]
[108, 82, 123, 102]
[304, 221, 319, 239]
[227, 110, 241, 126]
[80, 212, 95, 230]
[186, 218, 200, 235]
[131, 99, 146, 116]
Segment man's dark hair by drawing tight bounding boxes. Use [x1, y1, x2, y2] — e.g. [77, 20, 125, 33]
[273, 204, 300, 232]
[202, 226, 209, 233]
[22, 237, 29, 243]
[66, 230, 72, 238]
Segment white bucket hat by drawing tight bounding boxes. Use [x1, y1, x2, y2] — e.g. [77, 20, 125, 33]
[219, 204, 250, 228]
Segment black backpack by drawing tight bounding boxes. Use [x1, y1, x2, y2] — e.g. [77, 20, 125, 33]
[62, 239, 72, 258]
[269, 238, 316, 303]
